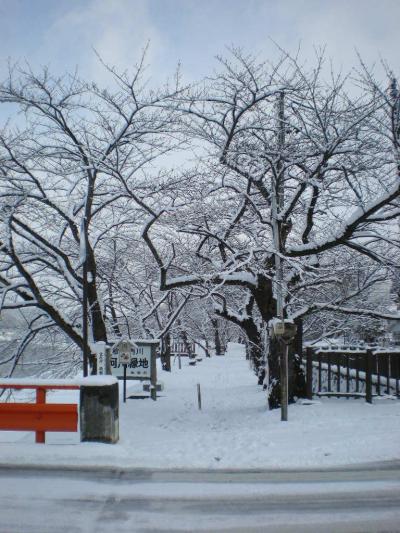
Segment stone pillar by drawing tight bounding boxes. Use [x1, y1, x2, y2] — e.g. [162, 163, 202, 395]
[80, 378, 119, 443]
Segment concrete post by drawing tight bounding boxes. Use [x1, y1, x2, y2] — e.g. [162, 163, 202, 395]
[80, 378, 119, 443]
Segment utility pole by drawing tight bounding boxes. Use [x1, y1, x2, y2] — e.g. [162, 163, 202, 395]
[82, 216, 89, 377]
[271, 91, 289, 421]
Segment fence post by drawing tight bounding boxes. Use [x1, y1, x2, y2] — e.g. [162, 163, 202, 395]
[386, 354, 391, 395]
[35, 388, 46, 444]
[366, 349, 373, 404]
[346, 354, 350, 396]
[336, 355, 341, 397]
[306, 347, 313, 400]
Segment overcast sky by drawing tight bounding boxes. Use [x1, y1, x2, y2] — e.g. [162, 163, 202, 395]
[0, 0, 399, 88]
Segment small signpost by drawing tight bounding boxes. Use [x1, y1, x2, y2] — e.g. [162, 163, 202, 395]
[271, 320, 297, 422]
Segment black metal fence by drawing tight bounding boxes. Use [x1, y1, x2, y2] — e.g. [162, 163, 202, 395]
[305, 347, 400, 403]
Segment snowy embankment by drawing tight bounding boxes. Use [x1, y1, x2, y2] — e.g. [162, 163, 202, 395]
[0, 343, 399, 470]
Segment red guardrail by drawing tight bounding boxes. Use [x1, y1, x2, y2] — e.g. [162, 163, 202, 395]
[0, 383, 79, 443]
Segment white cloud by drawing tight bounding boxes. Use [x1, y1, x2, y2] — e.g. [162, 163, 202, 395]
[255, 0, 400, 75]
[40, 0, 165, 84]
[0, 0, 398, 91]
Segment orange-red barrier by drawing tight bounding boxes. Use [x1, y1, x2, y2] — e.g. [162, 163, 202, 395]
[0, 384, 79, 443]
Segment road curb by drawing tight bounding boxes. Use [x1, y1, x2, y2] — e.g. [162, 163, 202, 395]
[0, 459, 399, 478]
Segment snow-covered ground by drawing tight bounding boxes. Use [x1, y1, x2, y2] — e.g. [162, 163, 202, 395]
[0, 343, 399, 470]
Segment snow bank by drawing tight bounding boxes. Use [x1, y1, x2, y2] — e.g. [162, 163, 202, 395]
[0, 376, 118, 388]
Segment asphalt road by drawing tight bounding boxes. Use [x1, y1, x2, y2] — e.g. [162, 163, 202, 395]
[0, 463, 399, 533]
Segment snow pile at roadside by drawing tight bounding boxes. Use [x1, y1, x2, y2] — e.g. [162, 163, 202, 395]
[0, 342, 399, 470]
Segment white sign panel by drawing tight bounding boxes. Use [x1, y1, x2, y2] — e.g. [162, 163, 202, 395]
[110, 344, 151, 379]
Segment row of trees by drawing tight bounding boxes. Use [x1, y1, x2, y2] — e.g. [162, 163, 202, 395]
[0, 49, 399, 407]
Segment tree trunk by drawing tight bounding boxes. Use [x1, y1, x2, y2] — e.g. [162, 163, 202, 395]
[267, 337, 282, 409]
[211, 318, 223, 355]
[87, 282, 107, 375]
[106, 282, 122, 338]
[85, 251, 108, 375]
[204, 338, 211, 358]
[289, 319, 306, 400]
[243, 322, 263, 375]
[161, 332, 171, 371]
[267, 324, 306, 409]
[180, 330, 193, 358]
[88, 284, 107, 343]
[289, 349, 307, 400]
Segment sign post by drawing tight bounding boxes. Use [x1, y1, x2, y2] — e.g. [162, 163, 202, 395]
[115, 340, 132, 404]
[119, 356, 130, 403]
[272, 320, 297, 421]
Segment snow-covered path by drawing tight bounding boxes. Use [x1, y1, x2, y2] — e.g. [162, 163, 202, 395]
[0, 343, 399, 470]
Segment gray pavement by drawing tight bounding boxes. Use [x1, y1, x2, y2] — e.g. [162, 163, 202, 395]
[0, 463, 399, 532]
